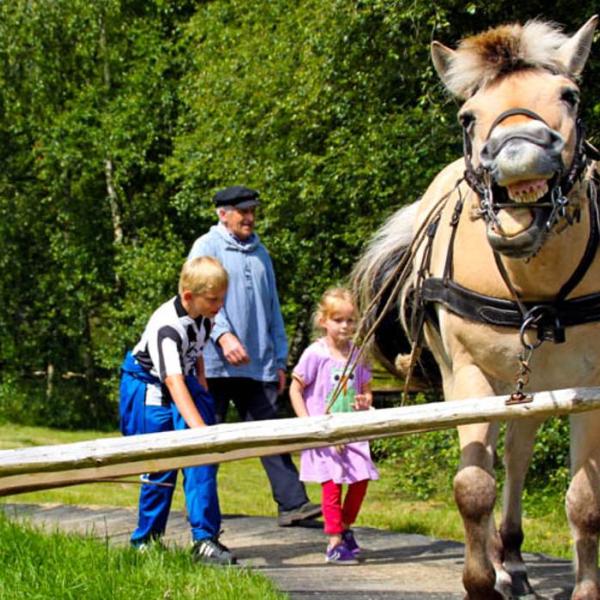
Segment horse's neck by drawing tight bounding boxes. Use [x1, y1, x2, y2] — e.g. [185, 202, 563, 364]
[447, 176, 599, 301]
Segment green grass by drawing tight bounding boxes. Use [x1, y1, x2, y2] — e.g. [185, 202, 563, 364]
[0, 512, 283, 600]
[0, 423, 574, 560]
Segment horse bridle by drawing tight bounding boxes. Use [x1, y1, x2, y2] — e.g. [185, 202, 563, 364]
[462, 107, 592, 235]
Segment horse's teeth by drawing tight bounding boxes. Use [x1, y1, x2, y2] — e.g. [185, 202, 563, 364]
[506, 185, 547, 203]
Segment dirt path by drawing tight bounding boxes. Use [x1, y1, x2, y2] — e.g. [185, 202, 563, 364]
[1, 503, 574, 599]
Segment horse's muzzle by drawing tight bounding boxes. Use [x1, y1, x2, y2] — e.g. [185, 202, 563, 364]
[481, 121, 565, 188]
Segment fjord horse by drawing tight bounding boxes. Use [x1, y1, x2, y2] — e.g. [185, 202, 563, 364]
[353, 16, 600, 600]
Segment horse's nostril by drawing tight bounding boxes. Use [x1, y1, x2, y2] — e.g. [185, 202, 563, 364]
[480, 140, 496, 165]
[548, 130, 566, 153]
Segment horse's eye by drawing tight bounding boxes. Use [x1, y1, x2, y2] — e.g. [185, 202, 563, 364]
[458, 111, 476, 133]
[560, 88, 580, 109]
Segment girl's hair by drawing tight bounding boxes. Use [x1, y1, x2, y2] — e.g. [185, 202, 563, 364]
[314, 287, 356, 331]
[179, 256, 228, 296]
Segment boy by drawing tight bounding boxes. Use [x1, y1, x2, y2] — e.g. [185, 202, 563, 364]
[119, 256, 236, 565]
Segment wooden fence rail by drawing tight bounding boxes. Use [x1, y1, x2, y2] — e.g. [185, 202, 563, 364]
[1, 386, 600, 496]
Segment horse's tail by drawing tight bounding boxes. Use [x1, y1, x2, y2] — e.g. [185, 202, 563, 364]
[351, 201, 420, 377]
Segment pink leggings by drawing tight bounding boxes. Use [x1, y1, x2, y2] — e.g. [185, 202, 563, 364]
[321, 479, 369, 535]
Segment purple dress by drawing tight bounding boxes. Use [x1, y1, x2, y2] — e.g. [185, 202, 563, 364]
[292, 338, 379, 484]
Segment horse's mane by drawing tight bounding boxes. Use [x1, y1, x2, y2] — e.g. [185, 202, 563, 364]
[443, 20, 572, 98]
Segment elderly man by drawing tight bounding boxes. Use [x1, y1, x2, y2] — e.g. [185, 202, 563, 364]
[188, 185, 321, 526]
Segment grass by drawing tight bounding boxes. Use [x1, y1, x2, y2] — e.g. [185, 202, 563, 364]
[0, 422, 574, 560]
[0, 513, 283, 600]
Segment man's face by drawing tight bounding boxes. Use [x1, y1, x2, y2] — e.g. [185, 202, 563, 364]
[220, 206, 256, 240]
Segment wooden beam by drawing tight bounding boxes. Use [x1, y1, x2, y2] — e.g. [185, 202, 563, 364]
[1, 386, 599, 496]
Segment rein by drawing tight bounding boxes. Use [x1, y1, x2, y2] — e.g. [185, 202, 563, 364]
[327, 184, 461, 412]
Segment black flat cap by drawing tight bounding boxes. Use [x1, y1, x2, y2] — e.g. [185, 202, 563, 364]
[213, 185, 260, 208]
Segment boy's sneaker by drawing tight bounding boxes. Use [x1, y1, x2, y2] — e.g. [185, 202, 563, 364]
[325, 542, 359, 565]
[277, 501, 322, 526]
[192, 537, 237, 566]
[342, 529, 361, 555]
[132, 538, 167, 553]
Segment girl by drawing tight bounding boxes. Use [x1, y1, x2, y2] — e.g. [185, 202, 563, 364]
[289, 287, 379, 564]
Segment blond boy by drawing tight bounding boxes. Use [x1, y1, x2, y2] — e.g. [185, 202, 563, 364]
[119, 256, 235, 565]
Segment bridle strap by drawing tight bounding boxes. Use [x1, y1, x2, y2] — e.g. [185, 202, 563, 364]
[557, 176, 600, 301]
[485, 107, 550, 139]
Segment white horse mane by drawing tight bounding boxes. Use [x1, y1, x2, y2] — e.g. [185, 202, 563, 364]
[443, 20, 572, 98]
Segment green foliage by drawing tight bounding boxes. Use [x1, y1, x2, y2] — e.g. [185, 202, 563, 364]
[374, 428, 460, 500]
[0, 0, 190, 427]
[0, 0, 598, 430]
[373, 412, 571, 506]
[166, 0, 461, 359]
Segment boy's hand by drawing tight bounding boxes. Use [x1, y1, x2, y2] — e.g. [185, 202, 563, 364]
[218, 332, 250, 365]
[165, 374, 206, 429]
[353, 394, 371, 411]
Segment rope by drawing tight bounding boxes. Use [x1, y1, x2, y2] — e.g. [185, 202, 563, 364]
[326, 177, 466, 413]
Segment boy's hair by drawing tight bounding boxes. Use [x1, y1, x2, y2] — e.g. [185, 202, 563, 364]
[178, 256, 228, 296]
[314, 287, 355, 332]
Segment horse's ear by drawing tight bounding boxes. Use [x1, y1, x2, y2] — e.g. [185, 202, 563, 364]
[556, 15, 598, 78]
[431, 41, 454, 84]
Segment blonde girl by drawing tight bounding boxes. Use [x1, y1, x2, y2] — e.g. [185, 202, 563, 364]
[289, 287, 378, 564]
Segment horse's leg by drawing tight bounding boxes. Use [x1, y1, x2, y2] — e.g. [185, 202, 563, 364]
[456, 419, 502, 599]
[568, 411, 600, 600]
[450, 364, 503, 599]
[497, 417, 545, 598]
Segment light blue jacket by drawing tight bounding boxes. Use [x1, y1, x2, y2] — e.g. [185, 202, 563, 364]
[188, 223, 288, 382]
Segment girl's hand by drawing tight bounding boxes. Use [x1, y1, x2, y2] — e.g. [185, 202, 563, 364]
[334, 444, 346, 454]
[354, 394, 371, 411]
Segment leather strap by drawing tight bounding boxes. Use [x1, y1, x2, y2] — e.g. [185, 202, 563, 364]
[422, 277, 600, 329]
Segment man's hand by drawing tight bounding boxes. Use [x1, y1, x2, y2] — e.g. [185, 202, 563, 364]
[277, 368, 286, 395]
[218, 332, 250, 365]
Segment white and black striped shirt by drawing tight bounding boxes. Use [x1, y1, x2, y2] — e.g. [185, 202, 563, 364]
[132, 295, 212, 382]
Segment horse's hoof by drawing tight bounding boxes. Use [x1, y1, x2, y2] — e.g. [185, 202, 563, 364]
[510, 574, 536, 598]
[571, 580, 600, 600]
[499, 562, 537, 599]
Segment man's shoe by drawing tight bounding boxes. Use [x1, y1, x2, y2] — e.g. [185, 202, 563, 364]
[277, 501, 322, 526]
[192, 537, 237, 566]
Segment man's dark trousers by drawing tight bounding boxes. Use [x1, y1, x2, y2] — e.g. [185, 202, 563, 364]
[208, 377, 309, 512]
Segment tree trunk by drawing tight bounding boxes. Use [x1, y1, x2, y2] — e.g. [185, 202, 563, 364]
[99, 13, 123, 245]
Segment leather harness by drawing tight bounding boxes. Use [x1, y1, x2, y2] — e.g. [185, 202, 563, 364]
[420, 183, 600, 346]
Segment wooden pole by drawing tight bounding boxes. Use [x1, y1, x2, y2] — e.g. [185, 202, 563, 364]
[1, 386, 599, 496]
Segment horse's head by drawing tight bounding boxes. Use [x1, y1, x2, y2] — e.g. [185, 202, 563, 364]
[432, 16, 598, 258]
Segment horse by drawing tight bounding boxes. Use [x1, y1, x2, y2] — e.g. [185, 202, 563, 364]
[352, 16, 600, 600]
